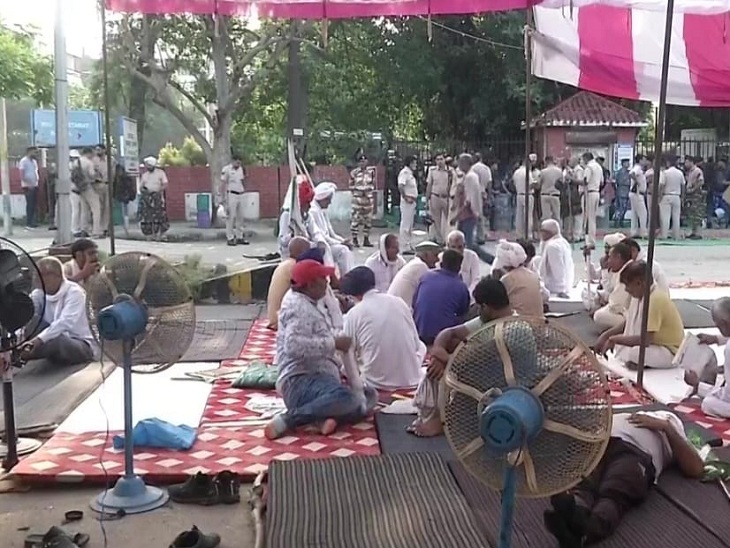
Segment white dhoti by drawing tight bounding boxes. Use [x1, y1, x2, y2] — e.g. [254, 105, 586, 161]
[330, 243, 354, 276]
[593, 305, 625, 330]
[701, 392, 730, 418]
[615, 344, 675, 369]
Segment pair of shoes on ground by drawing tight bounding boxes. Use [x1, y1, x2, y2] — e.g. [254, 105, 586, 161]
[351, 237, 373, 248]
[227, 238, 250, 246]
[170, 525, 220, 548]
[169, 471, 240, 506]
[543, 493, 590, 548]
[27, 525, 89, 548]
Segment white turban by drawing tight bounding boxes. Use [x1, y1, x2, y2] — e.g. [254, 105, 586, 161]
[144, 156, 157, 167]
[314, 182, 337, 201]
[603, 232, 626, 247]
[540, 219, 561, 236]
[492, 239, 527, 271]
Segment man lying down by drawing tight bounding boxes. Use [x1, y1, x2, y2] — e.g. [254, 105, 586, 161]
[544, 410, 704, 548]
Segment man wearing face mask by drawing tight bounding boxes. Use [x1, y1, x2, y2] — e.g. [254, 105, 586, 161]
[265, 260, 377, 440]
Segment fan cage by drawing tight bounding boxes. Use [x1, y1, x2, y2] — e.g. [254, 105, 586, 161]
[85, 252, 196, 372]
[440, 316, 612, 499]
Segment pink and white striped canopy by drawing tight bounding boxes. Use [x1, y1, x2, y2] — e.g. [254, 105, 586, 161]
[533, 4, 730, 106]
[106, 0, 730, 18]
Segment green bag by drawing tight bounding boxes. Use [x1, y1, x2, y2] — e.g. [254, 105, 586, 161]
[232, 362, 279, 390]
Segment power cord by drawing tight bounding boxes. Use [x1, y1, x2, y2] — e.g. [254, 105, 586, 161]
[96, 341, 109, 548]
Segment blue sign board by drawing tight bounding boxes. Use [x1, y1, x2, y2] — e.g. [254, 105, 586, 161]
[30, 109, 102, 148]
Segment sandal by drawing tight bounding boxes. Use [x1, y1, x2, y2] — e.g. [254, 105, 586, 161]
[25, 526, 89, 548]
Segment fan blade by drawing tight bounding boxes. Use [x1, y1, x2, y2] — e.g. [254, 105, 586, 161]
[456, 437, 485, 461]
[521, 447, 540, 494]
[0, 249, 21, 288]
[0, 290, 35, 332]
[531, 346, 585, 397]
[542, 419, 606, 443]
[494, 322, 517, 386]
[443, 373, 489, 402]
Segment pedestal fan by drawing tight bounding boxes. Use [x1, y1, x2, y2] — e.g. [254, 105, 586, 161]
[440, 317, 612, 548]
[85, 251, 196, 514]
[0, 238, 45, 469]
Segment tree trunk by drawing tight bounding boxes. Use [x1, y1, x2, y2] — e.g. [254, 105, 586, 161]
[128, 67, 148, 150]
[210, 114, 232, 225]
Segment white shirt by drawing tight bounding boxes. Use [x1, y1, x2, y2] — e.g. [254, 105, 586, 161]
[364, 252, 406, 293]
[398, 167, 418, 199]
[221, 164, 245, 193]
[612, 411, 688, 478]
[471, 162, 492, 192]
[630, 164, 647, 193]
[387, 256, 430, 309]
[31, 281, 98, 358]
[463, 171, 482, 217]
[439, 248, 480, 298]
[309, 201, 345, 247]
[637, 251, 669, 292]
[513, 166, 528, 194]
[584, 160, 603, 192]
[539, 236, 575, 294]
[663, 167, 685, 195]
[140, 169, 168, 193]
[698, 337, 730, 404]
[343, 290, 425, 390]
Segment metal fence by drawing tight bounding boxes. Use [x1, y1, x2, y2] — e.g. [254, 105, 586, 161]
[634, 138, 730, 164]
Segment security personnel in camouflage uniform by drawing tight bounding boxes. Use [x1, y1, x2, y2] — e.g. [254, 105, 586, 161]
[684, 155, 706, 239]
[349, 154, 376, 247]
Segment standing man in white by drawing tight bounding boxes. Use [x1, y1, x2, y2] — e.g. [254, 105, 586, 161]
[471, 152, 493, 243]
[222, 156, 249, 246]
[398, 155, 419, 253]
[513, 161, 534, 239]
[581, 152, 602, 246]
[18, 146, 39, 230]
[629, 154, 648, 238]
[538, 156, 563, 221]
[659, 155, 684, 240]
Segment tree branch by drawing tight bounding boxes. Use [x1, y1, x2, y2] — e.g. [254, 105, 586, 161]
[167, 78, 214, 127]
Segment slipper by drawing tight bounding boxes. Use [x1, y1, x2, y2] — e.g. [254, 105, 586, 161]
[25, 526, 90, 548]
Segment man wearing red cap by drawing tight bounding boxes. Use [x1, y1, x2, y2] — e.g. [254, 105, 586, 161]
[266, 259, 376, 440]
[278, 179, 316, 258]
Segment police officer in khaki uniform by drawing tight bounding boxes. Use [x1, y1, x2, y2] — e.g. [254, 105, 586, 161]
[222, 156, 249, 246]
[538, 156, 563, 221]
[349, 154, 376, 247]
[426, 153, 454, 244]
[581, 152, 602, 246]
[659, 155, 684, 240]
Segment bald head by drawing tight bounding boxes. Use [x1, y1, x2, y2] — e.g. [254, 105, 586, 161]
[289, 237, 311, 260]
[37, 256, 65, 295]
[712, 298, 730, 337]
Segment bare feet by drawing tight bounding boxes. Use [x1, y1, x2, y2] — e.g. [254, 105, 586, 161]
[405, 418, 422, 434]
[320, 418, 337, 436]
[411, 418, 444, 438]
[264, 416, 287, 440]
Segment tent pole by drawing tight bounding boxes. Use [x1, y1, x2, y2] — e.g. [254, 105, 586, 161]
[101, 4, 116, 256]
[636, 0, 675, 390]
[524, 8, 534, 239]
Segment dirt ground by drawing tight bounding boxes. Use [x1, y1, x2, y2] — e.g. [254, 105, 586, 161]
[0, 485, 257, 548]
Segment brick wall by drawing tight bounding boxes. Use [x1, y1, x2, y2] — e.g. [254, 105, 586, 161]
[3, 164, 385, 221]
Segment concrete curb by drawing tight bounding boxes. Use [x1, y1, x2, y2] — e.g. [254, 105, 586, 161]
[199, 262, 278, 304]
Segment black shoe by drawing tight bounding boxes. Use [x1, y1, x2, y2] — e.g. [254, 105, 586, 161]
[48, 225, 57, 231]
[169, 472, 220, 505]
[169, 526, 221, 548]
[550, 493, 590, 539]
[215, 470, 240, 504]
[544, 510, 584, 548]
[38, 526, 83, 548]
[237, 238, 250, 245]
[363, 237, 373, 247]
[227, 239, 237, 246]
[352, 237, 360, 248]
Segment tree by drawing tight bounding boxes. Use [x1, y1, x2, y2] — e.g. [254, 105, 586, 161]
[0, 24, 53, 104]
[108, 14, 297, 199]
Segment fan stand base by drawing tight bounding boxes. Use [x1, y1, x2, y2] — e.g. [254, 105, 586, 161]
[0, 438, 42, 459]
[90, 475, 169, 515]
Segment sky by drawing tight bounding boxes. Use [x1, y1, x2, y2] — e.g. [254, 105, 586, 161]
[3, 0, 103, 58]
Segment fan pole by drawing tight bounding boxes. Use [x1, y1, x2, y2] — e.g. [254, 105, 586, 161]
[122, 339, 134, 476]
[499, 466, 517, 548]
[1, 354, 18, 470]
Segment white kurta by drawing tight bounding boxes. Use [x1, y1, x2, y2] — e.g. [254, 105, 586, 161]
[387, 256, 430, 309]
[343, 290, 426, 390]
[364, 252, 406, 293]
[698, 337, 730, 418]
[637, 251, 669, 292]
[539, 236, 575, 294]
[309, 201, 354, 275]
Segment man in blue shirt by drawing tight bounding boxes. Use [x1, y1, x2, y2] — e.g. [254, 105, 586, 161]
[613, 158, 631, 227]
[18, 147, 39, 229]
[413, 249, 470, 346]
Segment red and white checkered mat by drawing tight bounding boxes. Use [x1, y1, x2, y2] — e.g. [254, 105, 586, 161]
[220, 319, 276, 367]
[11, 421, 381, 485]
[672, 400, 730, 445]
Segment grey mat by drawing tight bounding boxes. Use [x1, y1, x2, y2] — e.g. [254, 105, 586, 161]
[179, 319, 252, 362]
[0, 359, 115, 432]
[266, 453, 490, 548]
[375, 413, 455, 460]
[450, 461, 728, 548]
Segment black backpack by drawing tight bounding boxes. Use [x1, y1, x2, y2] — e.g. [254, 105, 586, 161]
[71, 159, 88, 191]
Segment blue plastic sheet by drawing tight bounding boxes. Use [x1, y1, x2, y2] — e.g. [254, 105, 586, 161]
[113, 418, 197, 451]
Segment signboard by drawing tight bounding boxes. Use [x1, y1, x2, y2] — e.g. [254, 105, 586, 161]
[118, 117, 139, 176]
[613, 144, 634, 172]
[30, 109, 102, 148]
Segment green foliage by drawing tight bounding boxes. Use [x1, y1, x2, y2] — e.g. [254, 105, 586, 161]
[180, 136, 207, 166]
[158, 137, 208, 167]
[175, 254, 210, 302]
[0, 25, 53, 104]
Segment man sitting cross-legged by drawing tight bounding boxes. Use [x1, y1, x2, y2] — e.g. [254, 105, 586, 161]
[685, 296, 730, 418]
[595, 261, 684, 370]
[409, 278, 514, 437]
[544, 411, 704, 548]
[22, 257, 98, 366]
[265, 259, 377, 440]
[340, 266, 425, 391]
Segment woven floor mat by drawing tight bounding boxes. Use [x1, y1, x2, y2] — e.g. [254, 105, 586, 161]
[179, 320, 252, 362]
[450, 461, 727, 548]
[266, 453, 489, 548]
